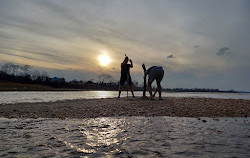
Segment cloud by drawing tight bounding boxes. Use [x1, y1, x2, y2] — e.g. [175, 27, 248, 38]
[216, 47, 230, 56]
[0, 47, 85, 66]
[0, 0, 250, 90]
[97, 66, 104, 71]
[167, 54, 176, 58]
[0, 52, 38, 61]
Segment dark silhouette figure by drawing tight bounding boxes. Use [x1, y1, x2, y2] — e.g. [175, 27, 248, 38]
[118, 56, 135, 98]
[144, 66, 164, 100]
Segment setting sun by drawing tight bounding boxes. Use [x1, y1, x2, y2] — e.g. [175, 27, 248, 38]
[99, 55, 110, 66]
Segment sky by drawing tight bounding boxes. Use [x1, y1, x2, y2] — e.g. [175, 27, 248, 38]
[0, 0, 250, 91]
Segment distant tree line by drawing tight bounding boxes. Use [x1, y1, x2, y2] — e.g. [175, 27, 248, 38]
[0, 63, 141, 90]
[0, 63, 236, 92]
[163, 88, 236, 93]
[0, 63, 51, 85]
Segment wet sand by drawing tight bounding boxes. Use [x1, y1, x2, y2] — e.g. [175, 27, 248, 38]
[0, 97, 249, 119]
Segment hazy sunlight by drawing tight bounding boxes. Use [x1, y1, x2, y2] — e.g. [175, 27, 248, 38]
[99, 55, 110, 66]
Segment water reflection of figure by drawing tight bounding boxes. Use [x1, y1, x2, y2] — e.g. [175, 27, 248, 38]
[118, 56, 135, 98]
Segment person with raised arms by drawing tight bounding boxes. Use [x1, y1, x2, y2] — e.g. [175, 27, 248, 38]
[118, 56, 135, 98]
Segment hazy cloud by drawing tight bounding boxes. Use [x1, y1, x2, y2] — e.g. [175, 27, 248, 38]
[167, 55, 176, 59]
[97, 66, 104, 71]
[0, 0, 250, 91]
[217, 47, 230, 56]
[0, 52, 38, 61]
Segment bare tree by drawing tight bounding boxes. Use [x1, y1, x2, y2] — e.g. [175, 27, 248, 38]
[10, 64, 19, 76]
[97, 74, 114, 83]
[1, 63, 11, 73]
[31, 70, 41, 80]
[1, 63, 20, 75]
[20, 65, 31, 76]
[40, 71, 48, 81]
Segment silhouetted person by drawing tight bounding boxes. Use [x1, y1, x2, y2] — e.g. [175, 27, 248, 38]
[118, 56, 135, 98]
[144, 66, 164, 100]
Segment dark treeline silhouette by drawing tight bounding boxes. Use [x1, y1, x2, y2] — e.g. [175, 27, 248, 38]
[0, 63, 236, 92]
[0, 63, 141, 90]
[0, 63, 61, 88]
[163, 88, 236, 93]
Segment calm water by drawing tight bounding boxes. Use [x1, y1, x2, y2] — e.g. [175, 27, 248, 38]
[0, 91, 250, 104]
[0, 117, 249, 158]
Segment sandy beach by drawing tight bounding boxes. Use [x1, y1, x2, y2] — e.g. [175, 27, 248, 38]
[0, 97, 249, 119]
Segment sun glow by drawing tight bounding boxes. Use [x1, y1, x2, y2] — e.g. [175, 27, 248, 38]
[99, 55, 110, 66]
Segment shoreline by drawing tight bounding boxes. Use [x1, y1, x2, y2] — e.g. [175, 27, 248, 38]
[0, 97, 249, 119]
[0, 89, 244, 93]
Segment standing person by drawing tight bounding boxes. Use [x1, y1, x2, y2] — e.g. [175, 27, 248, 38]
[118, 56, 135, 98]
[144, 66, 164, 100]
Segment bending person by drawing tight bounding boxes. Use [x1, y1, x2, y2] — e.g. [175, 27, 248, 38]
[144, 66, 164, 100]
[118, 56, 135, 98]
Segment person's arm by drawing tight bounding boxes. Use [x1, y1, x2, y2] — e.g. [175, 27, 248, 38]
[121, 60, 126, 66]
[129, 59, 133, 68]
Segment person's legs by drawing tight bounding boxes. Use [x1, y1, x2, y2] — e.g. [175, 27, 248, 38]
[148, 80, 153, 97]
[148, 69, 157, 98]
[155, 67, 164, 100]
[153, 86, 158, 97]
[157, 81, 162, 99]
[127, 75, 135, 97]
[118, 77, 125, 98]
[128, 85, 135, 97]
[118, 85, 123, 98]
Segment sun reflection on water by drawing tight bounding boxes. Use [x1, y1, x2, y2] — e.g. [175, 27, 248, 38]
[81, 118, 126, 147]
[59, 138, 96, 154]
[59, 117, 127, 155]
[93, 91, 112, 98]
